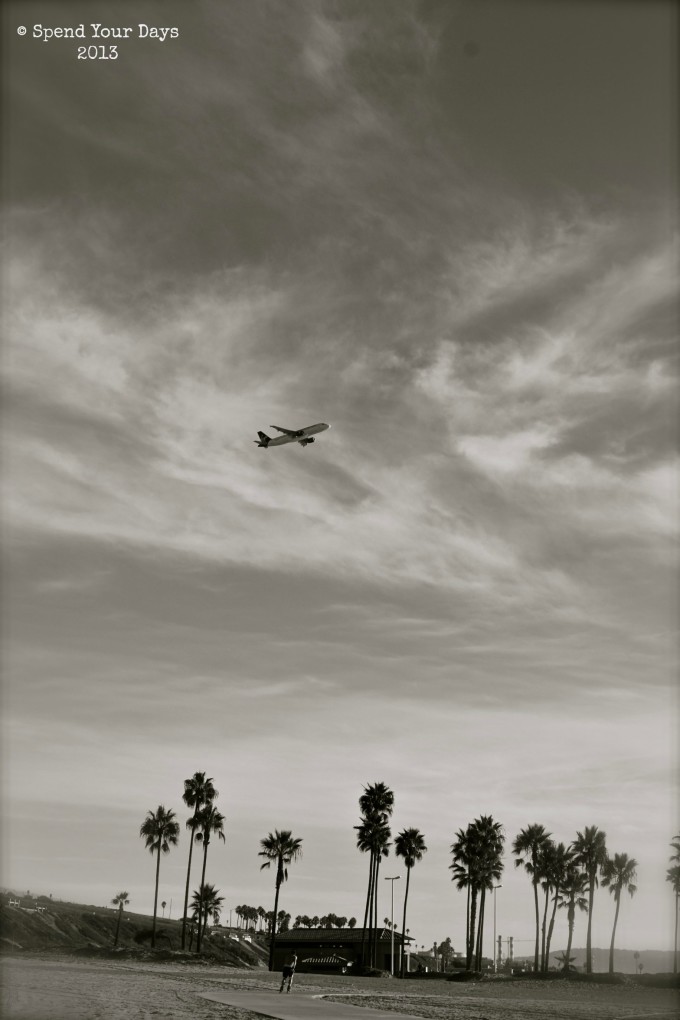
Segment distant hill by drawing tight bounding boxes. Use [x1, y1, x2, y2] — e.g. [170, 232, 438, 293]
[516, 947, 675, 974]
[0, 892, 268, 966]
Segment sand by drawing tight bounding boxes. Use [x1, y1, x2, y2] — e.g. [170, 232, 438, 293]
[1, 955, 678, 1020]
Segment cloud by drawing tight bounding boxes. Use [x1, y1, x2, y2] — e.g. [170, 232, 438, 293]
[3, 0, 676, 952]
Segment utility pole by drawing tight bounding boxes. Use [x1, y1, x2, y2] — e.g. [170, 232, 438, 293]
[384, 876, 400, 975]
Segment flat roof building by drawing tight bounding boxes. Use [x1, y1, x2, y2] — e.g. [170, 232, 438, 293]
[272, 927, 410, 974]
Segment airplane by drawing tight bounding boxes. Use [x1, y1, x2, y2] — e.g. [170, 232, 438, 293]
[254, 423, 330, 448]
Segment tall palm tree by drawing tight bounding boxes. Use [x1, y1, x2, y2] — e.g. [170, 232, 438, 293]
[601, 853, 637, 974]
[449, 827, 473, 965]
[111, 891, 129, 947]
[470, 816, 504, 971]
[356, 782, 394, 970]
[538, 840, 570, 975]
[195, 804, 226, 952]
[395, 827, 427, 978]
[556, 864, 588, 972]
[571, 826, 608, 974]
[139, 806, 180, 949]
[512, 824, 552, 973]
[451, 817, 504, 972]
[191, 883, 225, 937]
[181, 772, 216, 949]
[666, 863, 680, 975]
[258, 829, 303, 971]
[544, 843, 574, 971]
[536, 839, 557, 971]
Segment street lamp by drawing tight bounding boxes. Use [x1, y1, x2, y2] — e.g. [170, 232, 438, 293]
[493, 885, 502, 972]
[384, 876, 400, 975]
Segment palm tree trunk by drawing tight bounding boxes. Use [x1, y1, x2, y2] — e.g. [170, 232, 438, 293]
[369, 851, 377, 967]
[268, 870, 282, 971]
[586, 878, 594, 974]
[608, 891, 621, 974]
[152, 840, 161, 949]
[465, 881, 470, 962]
[358, 852, 375, 971]
[675, 891, 678, 974]
[545, 891, 559, 971]
[467, 888, 478, 971]
[181, 814, 198, 950]
[475, 888, 486, 970]
[360, 852, 373, 970]
[542, 885, 554, 971]
[372, 854, 381, 968]
[565, 898, 575, 972]
[532, 877, 540, 973]
[400, 865, 411, 978]
[196, 838, 209, 952]
[114, 903, 123, 947]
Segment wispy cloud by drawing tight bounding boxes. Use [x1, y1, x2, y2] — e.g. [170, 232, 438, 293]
[3, 0, 677, 953]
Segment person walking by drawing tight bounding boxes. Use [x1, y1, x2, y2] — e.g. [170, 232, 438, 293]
[279, 952, 298, 993]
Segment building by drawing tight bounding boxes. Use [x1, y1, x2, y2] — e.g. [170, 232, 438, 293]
[272, 927, 409, 974]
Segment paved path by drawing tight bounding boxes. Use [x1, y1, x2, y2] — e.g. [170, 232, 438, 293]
[199, 990, 425, 1019]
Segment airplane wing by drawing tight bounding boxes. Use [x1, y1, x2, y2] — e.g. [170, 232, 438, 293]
[272, 426, 304, 437]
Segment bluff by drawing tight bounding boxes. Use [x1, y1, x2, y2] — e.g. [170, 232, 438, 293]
[0, 894, 268, 965]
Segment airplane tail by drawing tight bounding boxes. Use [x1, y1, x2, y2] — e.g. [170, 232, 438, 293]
[254, 430, 271, 448]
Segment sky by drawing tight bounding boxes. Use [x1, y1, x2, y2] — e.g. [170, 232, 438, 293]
[2, 0, 678, 959]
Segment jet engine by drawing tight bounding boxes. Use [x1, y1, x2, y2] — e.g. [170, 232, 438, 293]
[300, 437, 315, 446]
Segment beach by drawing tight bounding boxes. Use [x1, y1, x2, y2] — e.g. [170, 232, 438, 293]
[2, 956, 678, 1020]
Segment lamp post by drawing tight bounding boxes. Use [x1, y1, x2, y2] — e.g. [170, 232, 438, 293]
[384, 876, 400, 975]
[493, 885, 502, 972]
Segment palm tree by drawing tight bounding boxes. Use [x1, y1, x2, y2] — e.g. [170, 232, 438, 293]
[195, 804, 226, 952]
[111, 891, 129, 947]
[671, 835, 680, 865]
[360, 783, 394, 968]
[450, 827, 474, 966]
[395, 828, 427, 978]
[667, 864, 680, 974]
[356, 782, 394, 969]
[470, 816, 504, 971]
[536, 838, 557, 971]
[258, 829, 303, 971]
[556, 861, 588, 972]
[543, 842, 572, 972]
[669, 835, 680, 974]
[139, 806, 180, 949]
[450, 817, 504, 972]
[571, 826, 608, 974]
[180, 772, 216, 950]
[191, 883, 225, 937]
[512, 824, 552, 973]
[601, 853, 637, 974]
[554, 951, 577, 973]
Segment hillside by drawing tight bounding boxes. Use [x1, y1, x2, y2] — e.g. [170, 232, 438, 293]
[516, 947, 675, 975]
[0, 894, 268, 966]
